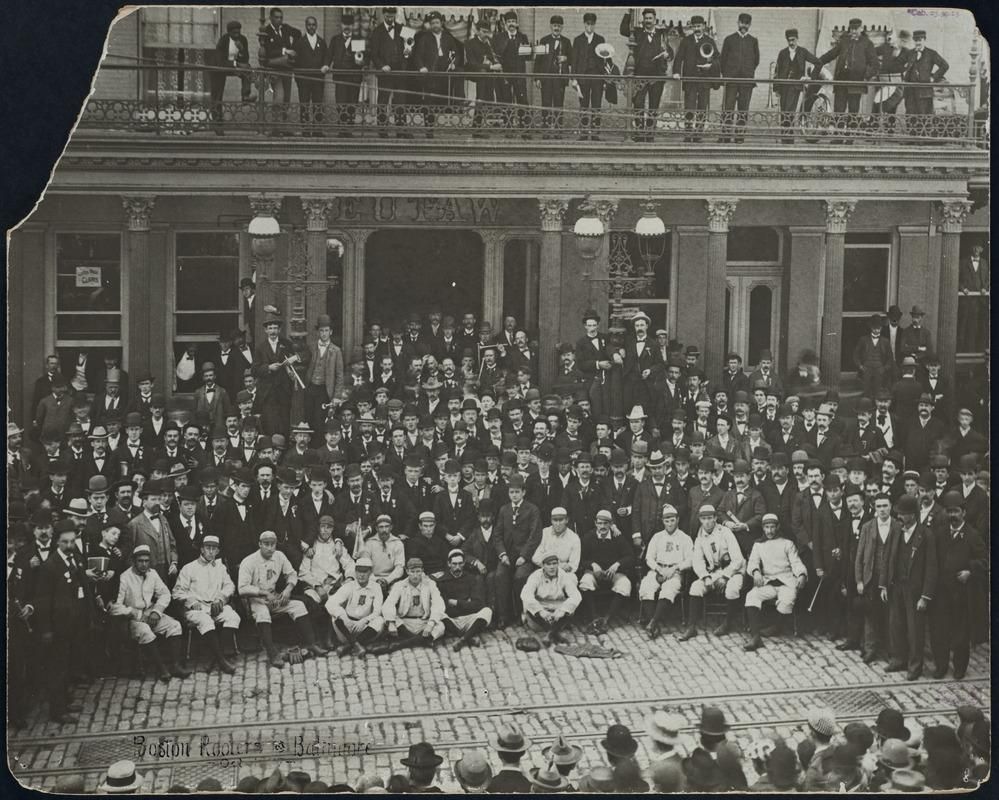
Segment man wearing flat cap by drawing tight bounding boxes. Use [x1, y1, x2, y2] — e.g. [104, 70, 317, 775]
[438, 548, 492, 650]
[535, 14, 573, 135]
[572, 13, 607, 140]
[383, 557, 446, 648]
[774, 28, 820, 142]
[743, 513, 807, 650]
[579, 509, 634, 633]
[326, 555, 384, 655]
[719, 13, 759, 143]
[521, 552, 581, 646]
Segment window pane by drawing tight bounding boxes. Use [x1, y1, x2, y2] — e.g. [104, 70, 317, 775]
[57, 314, 122, 340]
[843, 247, 889, 312]
[728, 227, 780, 262]
[176, 233, 240, 311]
[176, 312, 240, 337]
[56, 233, 122, 314]
[748, 286, 773, 361]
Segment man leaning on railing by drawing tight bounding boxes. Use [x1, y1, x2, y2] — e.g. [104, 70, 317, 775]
[210, 21, 256, 136]
[258, 7, 300, 136]
[774, 28, 819, 144]
[815, 17, 878, 141]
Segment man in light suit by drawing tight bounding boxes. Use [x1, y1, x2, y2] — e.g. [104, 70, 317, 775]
[192, 362, 233, 432]
[126, 479, 179, 585]
[304, 314, 344, 434]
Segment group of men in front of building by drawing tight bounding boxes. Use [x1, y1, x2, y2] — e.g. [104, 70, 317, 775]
[209, 8, 951, 141]
[9, 290, 988, 725]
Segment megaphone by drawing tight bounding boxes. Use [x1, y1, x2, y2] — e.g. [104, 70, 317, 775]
[699, 41, 716, 60]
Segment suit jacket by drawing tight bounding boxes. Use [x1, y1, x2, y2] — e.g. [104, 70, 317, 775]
[882, 523, 937, 599]
[899, 325, 932, 362]
[32, 549, 93, 636]
[775, 46, 819, 81]
[494, 500, 543, 563]
[813, 431, 842, 469]
[432, 489, 475, 537]
[192, 385, 232, 431]
[126, 512, 178, 575]
[91, 393, 126, 424]
[903, 47, 948, 95]
[813, 504, 852, 576]
[212, 498, 259, 568]
[412, 28, 463, 74]
[329, 32, 366, 74]
[901, 416, 946, 472]
[168, 509, 209, 567]
[958, 255, 989, 292]
[818, 34, 879, 91]
[629, 27, 672, 76]
[297, 492, 337, 545]
[722, 486, 766, 556]
[855, 518, 900, 588]
[293, 32, 328, 73]
[215, 32, 250, 67]
[672, 33, 720, 79]
[853, 335, 894, 375]
[486, 769, 532, 794]
[720, 32, 759, 82]
[254, 337, 295, 403]
[792, 488, 827, 552]
[601, 474, 640, 538]
[575, 334, 610, 382]
[535, 33, 572, 80]
[492, 29, 530, 74]
[572, 32, 606, 76]
[463, 35, 500, 78]
[215, 348, 252, 401]
[258, 23, 299, 68]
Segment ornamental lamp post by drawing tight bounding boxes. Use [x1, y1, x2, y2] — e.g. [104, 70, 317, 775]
[573, 199, 605, 261]
[248, 212, 280, 261]
[634, 200, 667, 276]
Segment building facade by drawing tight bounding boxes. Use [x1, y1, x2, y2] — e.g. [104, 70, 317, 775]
[8, 6, 990, 421]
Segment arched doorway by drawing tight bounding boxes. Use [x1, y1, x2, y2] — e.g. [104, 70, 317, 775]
[365, 229, 484, 328]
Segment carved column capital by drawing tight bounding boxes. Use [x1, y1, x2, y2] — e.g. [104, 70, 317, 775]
[249, 193, 282, 219]
[594, 197, 620, 227]
[537, 197, 569, 232]
[300, 196, 336, 232]
[824, 199, 857, 234]
[121, 195, 156, 232]
[936, 199, 973, 233]
[705, 198, 739, 233]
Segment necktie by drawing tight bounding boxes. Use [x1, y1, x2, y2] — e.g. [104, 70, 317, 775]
[878, 413, 887, 426]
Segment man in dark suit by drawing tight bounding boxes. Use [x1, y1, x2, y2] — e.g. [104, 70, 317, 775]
[368, 6, 410, 135]
[298, 467, 337, 543]
[882, 494, 937, 681]
[215, 329, 252, 403]
[413, 11, 463, 133]
[774, 28, 820, 142]
[212, 469, 258, 579]
[902, 30, 948, 116]
[493, 474, 542, 627]
[882, 305, 905, 367]
[464, 21, 502, 133]
[854, 314, 895, 401]
[31, 354, 63, 421]
[33, 524, 93, 722]
[572, 12, 606, 140]
[719, 13, 759, 143]
[492, 11, 530, 132]
[327, 13, 364, 134]
[621, 313, 657, 412]
[257, 7, 300, 136]
[535, 14, 572, 135]
[958, 243, 989, 353]
[168, 485, 209, 568]
[254, 313, 294, 438]
[901, 394, 946, 473]
[292, 15, 329, 136]
[240, 280, 257, 348]
[210, 20, 255, 135]
[816, 17, 878, 137]
[671, 14, 719, 142]
[623, 9, 672, 142]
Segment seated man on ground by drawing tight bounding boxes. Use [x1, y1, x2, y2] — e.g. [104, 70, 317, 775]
[744, 513, 808, 651]
[171, 534, 240, 673]
[679, 504, 745, 640]
[383, 557, 447, 649]
[520, 552, 582, 647]
[238, 531, 326, 668]
[111, 544, 192, 681]
[326, 555, 384, 656]
[639, 504, 694, 640]
[438, 548, 493, 651]
[296, 514, 355, 652]
[578, 509, 634, 634]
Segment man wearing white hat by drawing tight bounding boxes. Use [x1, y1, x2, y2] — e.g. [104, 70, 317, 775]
[439, 549, 493, 651]
[646, 710, 689, 765]
[111, 544, 192, 681]
[678, 504, 745, 641]
[640, 504, 693, 639]
[98, 759, 144, 794]
[623, 312, 657, 414]
[531, 507, 581, 574]
[578, 509, 634, 633]
[326, 555, 385, 656]
[172, 534, 240, 673]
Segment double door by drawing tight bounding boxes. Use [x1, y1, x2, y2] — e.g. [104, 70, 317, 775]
[724, 275, 782, 370]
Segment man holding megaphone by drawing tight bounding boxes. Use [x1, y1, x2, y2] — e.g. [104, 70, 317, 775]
[671, 15, 720, 142]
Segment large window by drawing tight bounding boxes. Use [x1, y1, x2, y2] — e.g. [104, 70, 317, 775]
[727, 226, 782, 264]
[841, 233, 892, 372]
[619, 231, 673, 333]
[140, 8, 218, 102]
[173, 232, 241, 392]
[56, 233, 123, 371]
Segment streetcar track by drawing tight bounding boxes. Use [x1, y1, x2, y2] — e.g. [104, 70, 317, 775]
[8, 674, 988, 749]
[10, 702, 987, 780]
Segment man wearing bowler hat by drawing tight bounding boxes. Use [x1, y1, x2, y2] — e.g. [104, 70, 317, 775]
[671, 14, 719, 142]
[900, 304, 933, 367]
[901, 393, 945, 473]
[254, 310, 294, 437]
[929, 490, 986, 679]
[816, 18, 878, 127]
[902, 30, 948, 117]
[854, 313, 895, 400]
[719, 13, 759, 143]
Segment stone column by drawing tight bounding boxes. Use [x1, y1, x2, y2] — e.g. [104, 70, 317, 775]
[937, 199, 973, 385]
[122, 195, 156, 379]
[524, 238, 540, 334]
[480, 229, 504, 333]
[704, 199, 738, 382]
[341, 227, 375, 360]
[819, 199, 856, 386]
[538, 197, 568, 391]
[300, 195, 336, 334]
[787, 226, 826, 371]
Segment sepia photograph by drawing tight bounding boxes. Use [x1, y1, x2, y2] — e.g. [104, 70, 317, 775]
[4, 3, 992, 794]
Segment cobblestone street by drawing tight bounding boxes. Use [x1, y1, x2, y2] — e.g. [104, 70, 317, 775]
[9, 622, 991, 792]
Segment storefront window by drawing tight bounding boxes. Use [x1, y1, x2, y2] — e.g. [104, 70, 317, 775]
[841, 233, 891, 372]
[56, 233, 123, 344]
[173, 232, 241, 392]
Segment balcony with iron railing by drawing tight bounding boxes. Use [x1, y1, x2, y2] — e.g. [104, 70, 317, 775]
[80, 61, 988, 149]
